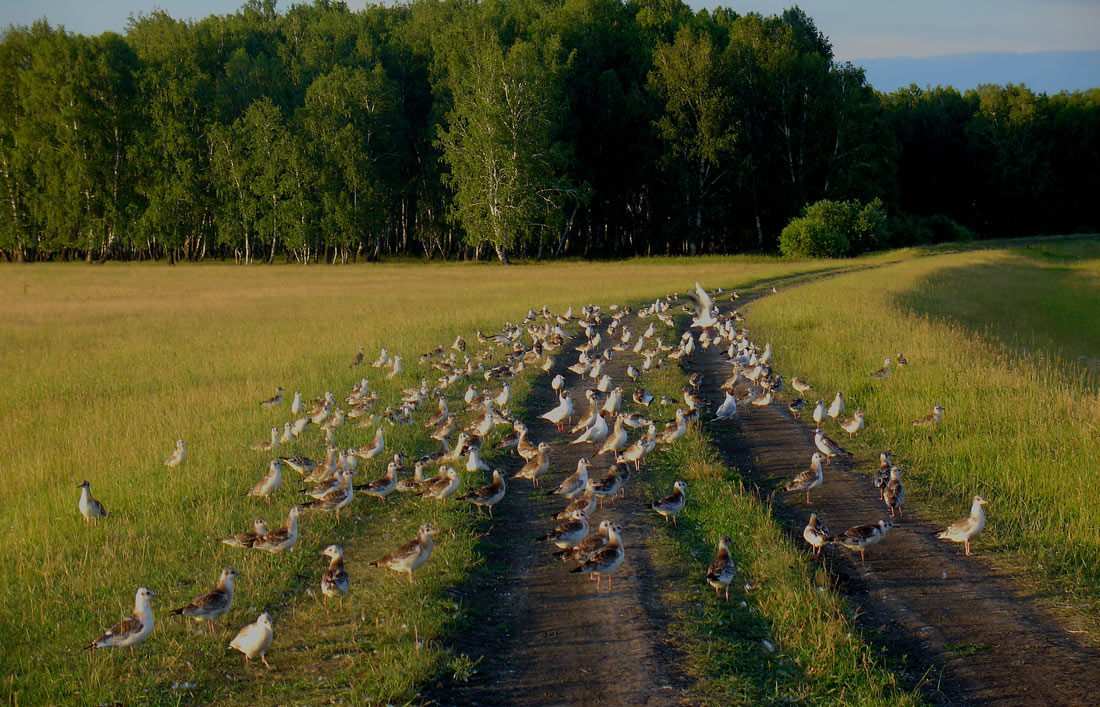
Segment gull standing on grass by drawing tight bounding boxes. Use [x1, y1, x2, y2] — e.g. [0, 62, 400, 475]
[164, 439, 186, 469]
[230, 613, 274, 668]
[169, 568, 237, 635]
[77, 480, 109, 523]
[85, 588, 155, 654]
[937, 495, 987, 555]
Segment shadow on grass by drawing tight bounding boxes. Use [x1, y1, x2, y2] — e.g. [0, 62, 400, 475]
[900, 245, 1100, 393]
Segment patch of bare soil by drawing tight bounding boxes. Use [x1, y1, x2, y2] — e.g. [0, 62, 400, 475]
[419, 312, 692, 706]
[688, 294, 1100, 706]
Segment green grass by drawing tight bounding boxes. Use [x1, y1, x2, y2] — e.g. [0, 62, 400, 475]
[747, 236, 1100, 610]
[0, 256, 848, 705]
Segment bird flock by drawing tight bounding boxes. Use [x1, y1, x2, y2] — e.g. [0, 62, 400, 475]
[78, 280, 988, 677]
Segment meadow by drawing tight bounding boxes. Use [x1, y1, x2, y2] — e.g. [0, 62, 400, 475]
[747, 237, 1100, 608]
[4, 238, 1097, 704]
[0, 256, 841, 705]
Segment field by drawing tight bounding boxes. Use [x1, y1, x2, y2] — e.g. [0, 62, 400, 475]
[0, 257, 840, 704]
[3, 238, 1099, 705]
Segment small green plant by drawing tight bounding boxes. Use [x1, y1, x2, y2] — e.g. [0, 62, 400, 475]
[447, 652, 482, 682]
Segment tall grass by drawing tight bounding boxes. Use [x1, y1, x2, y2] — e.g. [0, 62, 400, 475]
[747, 240, 1100, 606]
[0, 256, 841, 704]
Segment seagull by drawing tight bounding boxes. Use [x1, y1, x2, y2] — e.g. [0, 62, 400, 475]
[495, 383, 512, 408]
[250, 427, 278, 453]
[912, 405, 945, 427]
[513, 443, 550, 487]
[425, 399, 449, 429]
[77, 480, 109, 523]
[85, 587, 155, 654]
[458, 469, 507, 517]
[597, 415, 628, 456]
[896, 353, 908, 366]
[253, 506, 302, 553]
[290, 390, 303, 414]
[558, 480, 598, 519]
[937, 495, 987, 555]
[883, 466, 905, 518]
[164, 439, 186, 469]
[279, 422, 295, 444]
[539, 509, 590, 549]
[657, 409, 687, 445]
[320, 545, 350, 603]
[553, 458, 590, 499]
[706, 535, 737, 601]
[832, 520, 892, 564]
[220, 518, 269, 549]
[465, 446, 490, 473]
[386, 355, 403, 379]
[873, 451, 893, 497]
[247, 459, 283, 503]
[353, 427, 385, 460]
[714, 391, 738, 420]
[396, 461, 430, 494]
[787, 398, 804, 417]
[869, 358, 892, 379]
[557, 519, 612, 563]
[170, 567, 237, 634]
[814, 428, 850, 465]
[551, 374, 565, 392]
[356, 462, 397, 503]
[650, 480, 688, 525]
[540, 391, 573, 432]
[786, 452, 825, 504]
[840, 410, 865, 437]
[633, 388, 653, 407]
[280, 455, 318, 477]
[803, 513, 830, 560]
[570, 523, 625, 591]
[351, 347, 364, 367]
[812, 400, 826, 425]
[791, 377, 811, 395]
[591, 466, 623, 508]
[687, 282, 717, 328]
[369, 524, 438, 584]
[230, 613, 274, 668]
[619, 424, 656, 471]
[421, 466, 461, 500]
[371, 348, 390, 368]
[827, 392, 845, 421]
[572, 410, 609, 450]
[260, 387, 284, 407]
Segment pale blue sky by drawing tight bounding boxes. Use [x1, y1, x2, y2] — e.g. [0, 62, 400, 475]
[1, 0, 1098, 61]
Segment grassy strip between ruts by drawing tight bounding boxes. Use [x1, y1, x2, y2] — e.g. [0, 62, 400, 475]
[635, 348, 918, 706]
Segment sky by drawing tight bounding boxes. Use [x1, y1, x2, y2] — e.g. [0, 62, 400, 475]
[1, 0, 1098, 88]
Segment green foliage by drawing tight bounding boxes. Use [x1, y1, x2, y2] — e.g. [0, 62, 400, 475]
[888, 212, 975, 247]
[779, 216, 849, 258]
[779, 198, 886, 257]
[0, 5, 1096, 262]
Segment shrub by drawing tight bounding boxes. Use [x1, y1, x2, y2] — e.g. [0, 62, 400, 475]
[887, 213, 975, 247]
[923, 213, 975, 243]
[779, 216, 850, 258]
[779, 198, 887, 258]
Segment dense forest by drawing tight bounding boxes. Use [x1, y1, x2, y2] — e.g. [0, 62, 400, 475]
[0, 0, 1097, 263]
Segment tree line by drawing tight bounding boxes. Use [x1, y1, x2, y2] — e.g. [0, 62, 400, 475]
[0, 0, 1096, 264]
